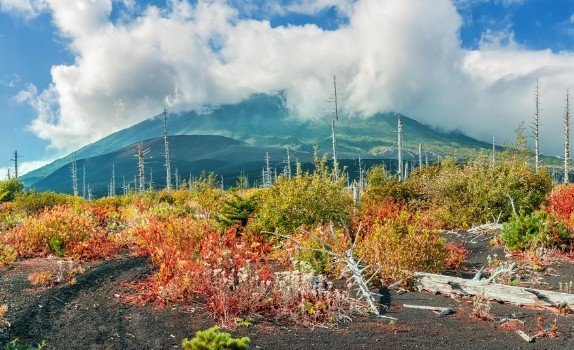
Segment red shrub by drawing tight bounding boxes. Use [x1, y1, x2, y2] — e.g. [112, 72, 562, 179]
[549, 184, 574, 222]
[190, 228, 274, 324]
[130, 215, 208, 302]
[444, 242, 469, 270]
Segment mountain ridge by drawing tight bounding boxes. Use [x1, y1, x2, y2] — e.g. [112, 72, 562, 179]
[21, 93, 495, 192]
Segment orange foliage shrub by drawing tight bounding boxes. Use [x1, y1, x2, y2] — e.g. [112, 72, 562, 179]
[549, 184, 574, 229]
[356, 200, 446, 285]
[27, 271, 53, 287]
[7, 205, 95, 257]
[129, 215, 208, 302]
[444, 243, 469, 270]
[5, 204, 120, 261]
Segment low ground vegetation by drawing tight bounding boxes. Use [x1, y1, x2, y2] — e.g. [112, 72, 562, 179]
[2, 150, 574, 348]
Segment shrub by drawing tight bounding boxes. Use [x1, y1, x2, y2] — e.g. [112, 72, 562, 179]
[190, 229, 274, 324]
[3, 339, 46, 350]
[444, 243, 469, 270]
[0, 244, 17, 266]
[549, 184, 574, 229]
[501, 210, 572, 251]
[356, 202, 446, 285]
[363, 165, 421, 205]
[215, 191, 259, 232]
[189, 172, 225, 221]
[5, 205, 118, 260]
[251, 154, 352, 235]
[12, 191, 80, 216]
[404, 155, 552, 229]
[130, 215, 208, 302]
[0, 179, 24, 203]
[182, 326, 250, 350]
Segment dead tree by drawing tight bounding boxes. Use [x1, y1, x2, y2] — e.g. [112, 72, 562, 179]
[397, 116, 403, 181]
[532, 79, 541, 172]
[109, 164, 116, 196]
[71, 153, 78, 196]
[492, 136, 496, 170]
[10, 150, 20, 179]
[163, 108, 172, 191]
[82, 164, 86, 199]
[269, 225, 397, 320]
[135, 143, 150, 193]
[262, 152, 272, 188]
[418, 144, 422, 169]
[327, 76, 340, 181]
[285, 146, 292, 179]
[564, 89, 571, 183]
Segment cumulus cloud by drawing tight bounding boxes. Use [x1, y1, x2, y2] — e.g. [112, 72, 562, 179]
[0, 159, 54, 181]
[2, 0, 574, 156]
[0, 0, 48, 19]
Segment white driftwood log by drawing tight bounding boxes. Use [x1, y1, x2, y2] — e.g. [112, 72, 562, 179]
[414, 272, 574, 309]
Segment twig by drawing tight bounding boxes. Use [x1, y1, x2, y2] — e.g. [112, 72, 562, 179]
[516, 330, 536, 342]
[402, 304, 455, 316]
[507, 193, 517, 216]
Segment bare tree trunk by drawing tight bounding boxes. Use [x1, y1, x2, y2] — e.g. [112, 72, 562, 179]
[83, 164, 87, 198]
[492, 136, 496, 170]
[71, 153, 78, 196]
[137, 143, 145, 193]
[10, 150, 20, 179]
[565, 90, 571, 183]
[397, 116, 403, 181]
[332, 76, 339, 181]
[418, 144, 422, 169]
[533, 79, 541, 172]
[163, 108, 172, 191]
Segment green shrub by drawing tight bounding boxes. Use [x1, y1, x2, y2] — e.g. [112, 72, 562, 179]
[3, 339, 45, 350]
[363, 165, 421, 205]
[182, 326, 250, 350]
[403, 155, 551, 229]
[12, 191, 81, 216]
[501, 210, 572, 251]
[215, 191, 259, 231]
[0, 179, 24, 203]
[251, 154, 352, 235]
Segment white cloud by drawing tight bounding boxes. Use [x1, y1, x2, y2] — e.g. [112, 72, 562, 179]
[0, 0, 48, 19]
[0, 158, 54, 180]
[3, 0, 574, 157]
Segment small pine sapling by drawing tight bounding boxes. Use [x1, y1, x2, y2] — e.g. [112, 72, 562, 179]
[182, 326, 250, 350]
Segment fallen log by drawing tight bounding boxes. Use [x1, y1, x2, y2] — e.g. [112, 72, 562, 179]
[414, 272, 574, 309]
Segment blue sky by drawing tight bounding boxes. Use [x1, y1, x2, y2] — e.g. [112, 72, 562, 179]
[1, 0, 574, 178]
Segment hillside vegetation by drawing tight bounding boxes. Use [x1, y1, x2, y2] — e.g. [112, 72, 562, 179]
[2, 146, 574, 337]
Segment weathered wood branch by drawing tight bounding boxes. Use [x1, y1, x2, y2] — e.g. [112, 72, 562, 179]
[415, 272, 574, 309]
[467, 223, 502, 234]
[403, 304, 454, 316]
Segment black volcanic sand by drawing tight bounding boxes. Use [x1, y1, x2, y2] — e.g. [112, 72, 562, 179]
[2, 232, 574, 350]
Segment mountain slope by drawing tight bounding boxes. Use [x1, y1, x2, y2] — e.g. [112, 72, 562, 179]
[31, 135, 317, 196]
[22, 93, 494, 189]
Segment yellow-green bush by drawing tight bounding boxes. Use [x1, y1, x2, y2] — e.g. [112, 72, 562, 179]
[356, 202, 446, 285]
[12, 191, 82, 216]
[250, 155, 352, 235]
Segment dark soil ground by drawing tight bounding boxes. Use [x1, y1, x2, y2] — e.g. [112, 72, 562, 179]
[2, 231, 574, 349]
